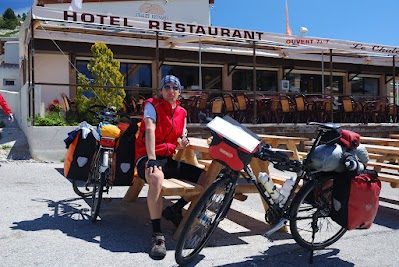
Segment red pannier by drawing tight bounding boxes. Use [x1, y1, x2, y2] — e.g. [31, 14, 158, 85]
[207, 116, 261, 171]
[331, 170, 381, 230]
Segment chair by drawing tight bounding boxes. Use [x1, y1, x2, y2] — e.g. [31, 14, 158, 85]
[223, 93, 238, 119]
[341, 97, 360, 123]
[235, 93, 252, 122]
[256, 98, 273, 123]
[209, 97, 225, 117]
[278, 96, 295, 123]
[293, 95, 310, 123]
[61, 93, 77, 114]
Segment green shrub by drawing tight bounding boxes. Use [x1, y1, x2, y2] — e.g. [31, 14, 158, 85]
[34, 113, 67, 126]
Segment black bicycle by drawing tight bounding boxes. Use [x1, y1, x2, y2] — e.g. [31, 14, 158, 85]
[72, 105, 130, 221]
[175, 121, 347, 265]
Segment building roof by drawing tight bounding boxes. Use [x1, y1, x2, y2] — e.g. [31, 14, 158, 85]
[28, 6, 399, 68]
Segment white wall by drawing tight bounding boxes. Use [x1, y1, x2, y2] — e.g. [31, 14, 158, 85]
[4, 41, 19, 64]
[34, 53, 70, 113]
[0, 67, 20, 92]
[47, 0, 211, 25]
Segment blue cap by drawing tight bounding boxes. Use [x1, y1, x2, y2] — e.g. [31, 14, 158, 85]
[160, 75, 181, 90]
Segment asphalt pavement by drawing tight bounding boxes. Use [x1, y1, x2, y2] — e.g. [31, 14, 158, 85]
[0, 160, 398, 267]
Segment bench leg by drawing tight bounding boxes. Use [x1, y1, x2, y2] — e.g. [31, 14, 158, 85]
[123, 177, 145, 202]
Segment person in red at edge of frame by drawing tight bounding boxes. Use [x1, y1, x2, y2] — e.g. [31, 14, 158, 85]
[0, 93, 14, 123]
[135, 75, 205, 260]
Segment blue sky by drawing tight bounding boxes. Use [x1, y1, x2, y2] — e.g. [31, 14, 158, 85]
[1, 0, 398, 46]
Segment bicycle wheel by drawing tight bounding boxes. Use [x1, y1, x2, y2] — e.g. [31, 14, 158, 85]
[91, 171, 105, 222]
[72, 179, 92, 198]
[175, 174, 236, 265]
[90, 150, 106, 222]
[289, 179, 346, 250]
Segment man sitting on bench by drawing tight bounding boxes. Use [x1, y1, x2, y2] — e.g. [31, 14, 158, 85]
[135, 75, 204, 260]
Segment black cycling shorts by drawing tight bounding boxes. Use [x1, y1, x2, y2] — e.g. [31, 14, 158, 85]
[136, 156, 203, 183]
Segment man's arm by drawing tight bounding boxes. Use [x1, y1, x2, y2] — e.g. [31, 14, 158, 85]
[144, 117, 157, 160]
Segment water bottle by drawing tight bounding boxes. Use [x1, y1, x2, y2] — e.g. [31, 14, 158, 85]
[258, 172, 280, 202]
[278, 176, 296, 207]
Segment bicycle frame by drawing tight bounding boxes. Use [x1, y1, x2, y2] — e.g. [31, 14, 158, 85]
[238, 122, 342, 236]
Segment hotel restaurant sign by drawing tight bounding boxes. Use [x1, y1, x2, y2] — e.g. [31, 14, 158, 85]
[32, 7, 399, 57]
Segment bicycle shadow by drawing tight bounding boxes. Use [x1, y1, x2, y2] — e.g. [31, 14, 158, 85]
[10, 196, 154, 254]
[216, 244, 354, 267]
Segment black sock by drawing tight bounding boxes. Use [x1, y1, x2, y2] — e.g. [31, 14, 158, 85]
[151, 219, 162, 234]
[172, 198, 188, 211]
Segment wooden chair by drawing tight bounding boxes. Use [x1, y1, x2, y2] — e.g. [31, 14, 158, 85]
[60, 93, 77, 115]
[341, 97, 359, 122]
[293, 95, 310, 123]
[278, 96, 295, 123]
[209, 97, 225, 117]
[235, 93, 252, 122]
[223, 93, 238, 119]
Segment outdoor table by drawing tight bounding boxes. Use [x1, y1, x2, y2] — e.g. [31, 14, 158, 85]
[360, 136, 399, 147]
[257, 134, 308, 160]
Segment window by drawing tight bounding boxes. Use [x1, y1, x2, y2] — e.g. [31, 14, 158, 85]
[286, 73, 343, 94]
[3, 79, 15, 86]
[161, 65, 222, 90]
[232, 70, 277, 91]
[351, 77, 379, 95]
[76, 60, 152, 97]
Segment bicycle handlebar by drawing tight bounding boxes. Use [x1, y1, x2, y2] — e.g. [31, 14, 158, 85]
[254, 143, 302, 173]
[88, 105, 131, 124]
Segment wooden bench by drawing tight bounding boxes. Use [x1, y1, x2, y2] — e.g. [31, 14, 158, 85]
[360, 136, 399, 147]
[123, 177, 203, 202]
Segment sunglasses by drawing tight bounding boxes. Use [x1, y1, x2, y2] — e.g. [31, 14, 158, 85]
[163, 85, 179, 90]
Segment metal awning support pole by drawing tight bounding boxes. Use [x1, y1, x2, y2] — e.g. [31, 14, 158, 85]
[321, 51, 325, 96]
[393, 55, 397, 117]
[155, 31, 159, 96]
[199, 39, 203, 91]
[329, 49, 334, 122]
[31, 15, 36, 124]
[252, 41, 257, 124]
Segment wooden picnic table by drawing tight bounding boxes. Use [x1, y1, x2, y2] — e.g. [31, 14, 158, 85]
[124, 136, 294, 239]
[389, 134, 399, 139]
[360, 136, 399, 147]
[258, 134, 308, 160]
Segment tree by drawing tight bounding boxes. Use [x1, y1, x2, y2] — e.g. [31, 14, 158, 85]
[2, 8, 19, 29]
[76, 42, 126, 123]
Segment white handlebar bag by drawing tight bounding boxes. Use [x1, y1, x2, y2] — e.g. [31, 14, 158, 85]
[207, 115, 261, 171]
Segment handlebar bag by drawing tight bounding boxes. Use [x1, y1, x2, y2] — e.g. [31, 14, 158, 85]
[330, 170, 381, 230]
[112, 122, 138, 186]
[64, 128, 97, 181]
[207, 116, 261, 171]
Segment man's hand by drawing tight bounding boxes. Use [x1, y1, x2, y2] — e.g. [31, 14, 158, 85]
[8, 113, 14, 123]
[145, 159, 163, 177]
[178, 136, 190, 148]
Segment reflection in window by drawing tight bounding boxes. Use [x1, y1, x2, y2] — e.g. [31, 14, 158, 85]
[161, 65, 222, 90]
[351, 77, 379, 95]
[232, 70, 277, 91]
[76, 60, 152, 98]
[286, 73, 343, 94]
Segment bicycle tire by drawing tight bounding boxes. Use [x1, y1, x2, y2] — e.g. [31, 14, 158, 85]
[289, 179, 346, 250]
[72, 179, 92, 198]
[91, 172, 105, 222]
[175, 175, 236, 265]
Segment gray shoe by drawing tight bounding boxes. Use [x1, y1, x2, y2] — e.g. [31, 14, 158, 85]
[149, 233, 166, 260]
